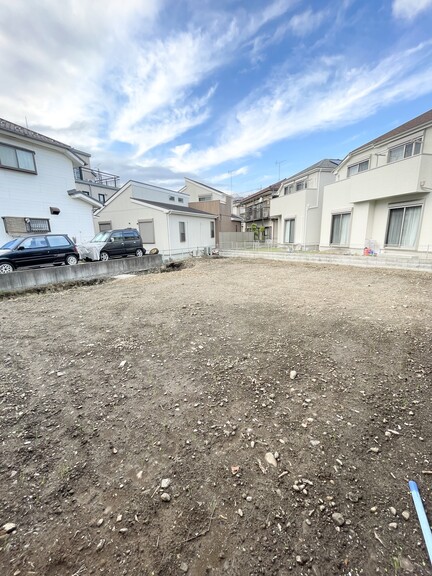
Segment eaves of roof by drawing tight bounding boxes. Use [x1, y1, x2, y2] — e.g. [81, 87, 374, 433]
[0, 118, 87, 165]
[340, 109, 432, 168]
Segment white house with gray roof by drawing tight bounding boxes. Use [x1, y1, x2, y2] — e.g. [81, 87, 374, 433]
[0, 117, 103, 246]
[270, 159, 340, 249]
[319, 109, 432, 255]
[94, 180, 216, 257]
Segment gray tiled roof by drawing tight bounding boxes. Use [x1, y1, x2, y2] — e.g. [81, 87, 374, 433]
[282, 158, 341, 183]
[0, 118, 72, 150]
[131, 197, 215, 216]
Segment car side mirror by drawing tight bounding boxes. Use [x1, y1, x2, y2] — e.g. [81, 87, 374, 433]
[17, 246, 25, 251]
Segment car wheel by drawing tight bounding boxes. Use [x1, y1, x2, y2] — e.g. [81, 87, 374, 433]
[65, 254, 78, 266]
[0, 262, 14, 274]
[135, 248, 144, 257]
[100, 251, 109, 261]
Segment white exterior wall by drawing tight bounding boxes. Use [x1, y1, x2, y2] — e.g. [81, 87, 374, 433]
[128, 181, 189, 205]
[168, 214, 215, 253]
[0, 134, 96, 245]
[183, 179, 227, 204]
[270, 170, 336, 247]
[320, 125, 432, 254]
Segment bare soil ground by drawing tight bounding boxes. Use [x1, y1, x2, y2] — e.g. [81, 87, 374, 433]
[1, 257, 432, 576]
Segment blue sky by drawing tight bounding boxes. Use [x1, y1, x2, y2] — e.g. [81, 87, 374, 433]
[1, 0, 432, 196]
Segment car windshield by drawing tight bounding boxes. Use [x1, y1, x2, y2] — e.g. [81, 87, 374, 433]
[91, 232, 111, 242]
[1, 239, 22, 249]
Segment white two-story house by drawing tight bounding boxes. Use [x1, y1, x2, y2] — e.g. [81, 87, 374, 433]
[270, 159, 340, 249]
[319, 109, 432, 255]
[0, 118, 102, 246]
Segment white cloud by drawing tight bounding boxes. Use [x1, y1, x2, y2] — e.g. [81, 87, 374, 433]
[0, 0, 161, 137]
[0, 0, 294, 161]
[160, 41, 432, 172]
[210, 166, 249, 184]
[287, 8, 328, 36]
[393, 0, 432, 20]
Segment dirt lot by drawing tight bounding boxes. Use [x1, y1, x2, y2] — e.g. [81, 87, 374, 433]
[1, 257, 432, 576]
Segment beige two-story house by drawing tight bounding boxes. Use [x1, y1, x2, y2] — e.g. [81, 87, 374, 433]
[270, 159, 340, 249]
[319, 109, 432, 255]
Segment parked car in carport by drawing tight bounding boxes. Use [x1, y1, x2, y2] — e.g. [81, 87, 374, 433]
[0, 234, 79, 273]
[78, 229, 146, 261]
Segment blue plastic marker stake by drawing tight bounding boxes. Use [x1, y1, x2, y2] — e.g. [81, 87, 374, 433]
[408, 480, 432, 566]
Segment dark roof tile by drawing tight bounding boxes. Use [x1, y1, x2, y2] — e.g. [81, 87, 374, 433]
[0, 118, 72, 150]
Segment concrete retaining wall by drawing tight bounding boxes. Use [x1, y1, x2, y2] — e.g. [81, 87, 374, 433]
[0, 255, 163, 294]
[220, 250, 432, 273]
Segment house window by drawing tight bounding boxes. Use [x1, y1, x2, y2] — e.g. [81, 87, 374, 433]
[199, 195, 212, 202]
[98, 221, 112, 232]
[169, 196, 175, 201]
[210, 221, 215, 238]
[388, 138, 422, 163]
[295, 180, 306, 191]
[98, 193, 106, 203]
[385, 204, 422, 248]
[347, 160, 369, 177]
[179, 221, 186, 242]
[27, 218, 50, 233]
[330, 213, 350, 245]
[284, 219, 295, 243]
[0, 143, 36, 173]
[138, 219, 155, 244]
[178, 198, 184, 203]
[284, 184, 294, 195]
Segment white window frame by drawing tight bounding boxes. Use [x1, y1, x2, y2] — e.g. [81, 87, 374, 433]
[388, 138, 422, 164]
[284, 218, 295, 243]
[347, 159, 369, 177]
[284, 184, 294, 195]
[178, 198, 184, 203]
[384, 202, 423, 249]
[295, 180, 307, 191]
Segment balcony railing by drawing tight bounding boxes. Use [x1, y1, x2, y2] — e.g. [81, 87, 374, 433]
[74, 167, 120, 188]
[242, 206, 270, 222]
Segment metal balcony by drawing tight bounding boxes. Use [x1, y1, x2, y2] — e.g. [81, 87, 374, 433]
[74, 166, 120, 188]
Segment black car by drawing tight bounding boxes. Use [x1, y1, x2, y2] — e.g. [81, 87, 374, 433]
[80, 229, 146, 261]
[0, 234, 79, 273]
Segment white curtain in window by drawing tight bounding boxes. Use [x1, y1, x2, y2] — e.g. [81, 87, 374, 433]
[16, 149, 34, 170]
[284, 220, 294, 243]
[0, 144, 18, 167]
[401, 206, 421, 247]
[340, 213, 350, 245]
[387, 208, 404, 245]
